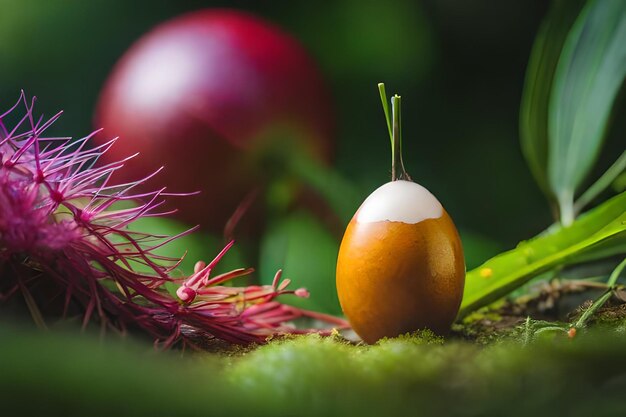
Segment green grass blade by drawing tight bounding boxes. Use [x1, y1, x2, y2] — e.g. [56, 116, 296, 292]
[459, 191, 626, 317]
[573, 289, 612, 328]
[574, 257, 626, 328]
[519, 0, 585, 202]
[378, 83, 393, 165]
[574, 149, 626, 214]
[548, 0, 626, 225]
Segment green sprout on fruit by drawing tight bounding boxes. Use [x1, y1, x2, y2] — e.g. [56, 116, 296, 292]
[378, 83, 411, 182]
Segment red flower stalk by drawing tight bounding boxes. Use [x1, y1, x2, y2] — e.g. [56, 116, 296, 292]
[0, 93, 347, 347]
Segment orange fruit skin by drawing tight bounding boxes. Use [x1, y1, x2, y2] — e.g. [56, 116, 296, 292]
[336, 211, 465, 344]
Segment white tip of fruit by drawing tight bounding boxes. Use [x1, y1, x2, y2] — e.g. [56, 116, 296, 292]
[356, 180, 443, 224]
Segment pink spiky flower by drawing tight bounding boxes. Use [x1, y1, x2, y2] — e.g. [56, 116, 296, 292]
[0, 93, 347, 347]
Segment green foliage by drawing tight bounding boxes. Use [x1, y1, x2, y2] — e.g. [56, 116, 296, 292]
[574, 149, 626, 213]
[467, 0, 626, 316]
[549, 0, 626, 224]
[573, 257, 626, 329]
[520, 0, 626, 225]
[460, 192, 626, 317]
[259, 211, 342, 314]
[517, 256, 626, 341]
[520, 0, 585, 200]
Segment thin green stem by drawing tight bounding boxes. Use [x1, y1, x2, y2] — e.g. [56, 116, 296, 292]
[574, 290, 612, 329]
[574, 149, 626, 215]
[574, 257, 626, 329]
[391, 95, 410, 181]
[378, 83, 393, 166]
[533, 326, 568, 335]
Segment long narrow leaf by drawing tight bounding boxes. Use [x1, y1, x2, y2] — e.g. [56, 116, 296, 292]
[519, 0, 585, 201]
[548, 0, 626, 225]
[460, 191, 626, 317]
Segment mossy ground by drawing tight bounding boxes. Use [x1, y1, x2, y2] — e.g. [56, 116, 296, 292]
[3, 324, 626, 417]
[453, 279, 626, 343]
[2, 284, 626, 417]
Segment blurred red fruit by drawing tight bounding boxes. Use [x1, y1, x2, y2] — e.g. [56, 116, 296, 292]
[94, 9, 334, 233]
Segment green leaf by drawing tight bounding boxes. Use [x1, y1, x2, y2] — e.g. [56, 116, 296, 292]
[459, 191, 626, 317]
[566, 232, 626, 265]
[378, 83, 393, 159]
[520, 0, 585, 200]
[574, 149, 626, 214]
[548, 0, 626, 224]
[259, 211, 342, 315]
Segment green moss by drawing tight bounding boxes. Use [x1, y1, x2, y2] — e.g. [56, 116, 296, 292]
[226, 332, 626, 416]
[376, 328, 444, 345]
[461, 308, 504, 325]
[4, 325, 626, 417]
[574, 303, 626, 333]
[452, 306, 522, 344]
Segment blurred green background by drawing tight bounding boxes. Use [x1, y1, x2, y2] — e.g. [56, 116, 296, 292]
[1, 0, 623, 313]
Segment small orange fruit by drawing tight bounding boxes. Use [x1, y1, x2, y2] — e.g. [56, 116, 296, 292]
[336, 180, 465, 343]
